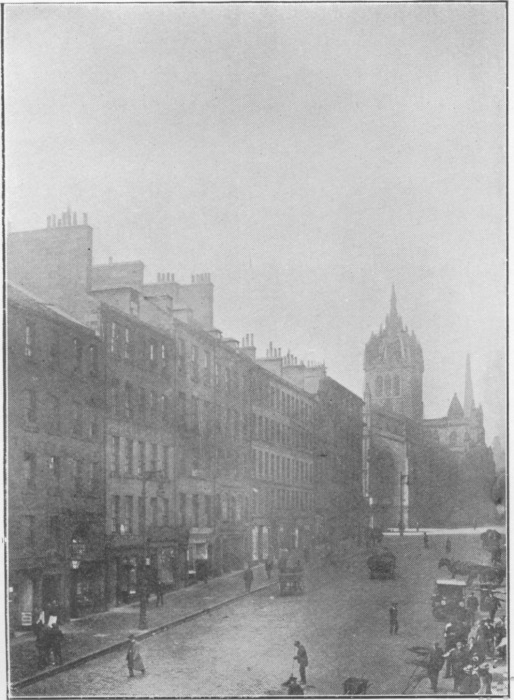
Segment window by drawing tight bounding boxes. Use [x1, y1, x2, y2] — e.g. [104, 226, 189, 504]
[124, 383, 134, 419]
[25, 516, 36, 547]
[138, 441, 145, 475]
[88, 344, 99, 376]
[270, 387, 275, 409]
[264, 452, 269, 480]
[48, 456, 60, 481]
[49, 330, 59, 369]
[178, 392, 186, 426]
[258, 451, 263, 479]
[204, 351, 211, 385]
[125, 439, 134, 474]
[112, 436, 120, 474]
[150, 391, 158, 419]
[179, 493, 187, 526]
[111, 496, 120, 533]
[178, 339, 186, 374]
[162, 395, 171, 426]
[73, 339, 83, 373]
[23, 452, 36, 487]
[138, 387, 146, 421]
[205, 495, 212, 527]
[89, 461, 100, 491]
[110, 379, 120, 418]
[125, 496, 134, 533]
[191, 345, 199, 381]
[393, 375, 401, 396]
[74, 458, 84, 492]
[25, 322, 35, 358]
[24, 389, 37, 424]
[109, 323, 117, 354]
[162, 498, 169, 526]
[150, 443, 158, 472]
[191, 396, 199, 430]
[192, 494, 199, 527]
[49, 395, 60, 433]
[138, 497, 144, 534]
[149, 340, 157, 367]
[124, 328, 133, 360]
[72, 402, 83, 438]
[270, 453, 275, 481]
[162, 446, 169, 478]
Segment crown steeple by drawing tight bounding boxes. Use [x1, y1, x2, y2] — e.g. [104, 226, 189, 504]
[463, 353, 476, 417]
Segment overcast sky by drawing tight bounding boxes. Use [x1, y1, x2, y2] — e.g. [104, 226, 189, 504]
[5, 3, 506, 445]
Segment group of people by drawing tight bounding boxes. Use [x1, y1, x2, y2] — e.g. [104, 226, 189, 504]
[33, 603, 64, 670]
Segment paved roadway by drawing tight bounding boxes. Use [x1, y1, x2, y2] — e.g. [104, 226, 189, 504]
[16, 531, 505, 697]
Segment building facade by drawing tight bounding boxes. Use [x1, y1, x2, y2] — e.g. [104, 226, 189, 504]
[8, 283, 106, 627]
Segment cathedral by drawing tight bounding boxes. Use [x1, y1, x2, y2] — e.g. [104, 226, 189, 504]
[362, 288, 496, 529]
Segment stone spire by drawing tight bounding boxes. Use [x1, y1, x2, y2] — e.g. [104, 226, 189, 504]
[463, 353, 476, 417]
[386, 284, 401, 330]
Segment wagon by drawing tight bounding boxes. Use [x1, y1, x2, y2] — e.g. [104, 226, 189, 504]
[431, 579, 466, 621]
[367, 551, 396, 580]
[343, 677, 370, 695]
[278, 570, 304, 595]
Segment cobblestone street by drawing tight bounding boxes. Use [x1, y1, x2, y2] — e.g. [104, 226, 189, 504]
[14, 532, 507, 697]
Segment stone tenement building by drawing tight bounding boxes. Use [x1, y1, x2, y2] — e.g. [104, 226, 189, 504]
[8, 283, 106, 626]
[363, 288, 496, 529]
[7, 210, 363, 627]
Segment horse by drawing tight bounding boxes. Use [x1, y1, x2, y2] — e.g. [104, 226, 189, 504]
[438, 558, 505, 587]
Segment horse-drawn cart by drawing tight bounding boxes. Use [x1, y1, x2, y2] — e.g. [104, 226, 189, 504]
[367, 550, 396, 580]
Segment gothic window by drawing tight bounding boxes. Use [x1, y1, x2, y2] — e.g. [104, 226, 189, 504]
[393, 375, 401, 396]
[375, 376, 383, 397]
[385, 375, 392, 397]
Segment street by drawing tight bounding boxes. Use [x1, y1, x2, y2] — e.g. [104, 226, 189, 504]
[15, 532, 506, 697]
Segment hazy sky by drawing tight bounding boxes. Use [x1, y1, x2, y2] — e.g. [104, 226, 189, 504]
[5, 3, 506, 444]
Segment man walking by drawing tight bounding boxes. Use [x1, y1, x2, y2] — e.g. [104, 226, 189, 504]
[426, 642, 445, 693]
[389, 602, 399, 635]
[293, 641, 308, 685]
[265, 557, 273, 580]
[243, 563, 254, 593]
[466, 591, 479, 626]
[126, 634, 145, 678]
[443, 641, 469, 692]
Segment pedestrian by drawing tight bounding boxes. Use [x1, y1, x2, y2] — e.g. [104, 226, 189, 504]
[284, 675, 304, 695]
[265, 557, 273, 580]
[466, 592, 479, 626]
[243, 563, 254, 593]
[444, 623, 457, 677]
[488, 595, 501, 622]
[426, 642, 445, 693]
[423, 532, 429, 549]
[35, 625, 49, 670]
[445, 537, 451, 554]
[48, 623, 64, 665]
[293, 641, 308, 685]
[389, 602, 399, 635]
[477, 664, 493, 695]
[443, 641, 469, 692]
[126, 634, 145, 678]
[458, 665, 480, 695]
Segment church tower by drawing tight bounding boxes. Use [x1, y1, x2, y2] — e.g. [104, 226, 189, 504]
[364, 286, 424, 421]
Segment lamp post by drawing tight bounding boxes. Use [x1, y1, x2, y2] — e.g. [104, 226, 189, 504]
[399, 474, 409, 535]
[139, 469, 162, 630]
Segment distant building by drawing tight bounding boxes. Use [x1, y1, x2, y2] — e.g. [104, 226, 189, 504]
[8, 283, 106, 628]
[363, 289, 495, 528]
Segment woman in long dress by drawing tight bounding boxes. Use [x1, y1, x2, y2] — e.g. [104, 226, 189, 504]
[127, 634, 145, 677]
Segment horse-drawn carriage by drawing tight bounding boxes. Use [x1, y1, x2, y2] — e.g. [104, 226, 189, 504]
[278, 551, 304, 596]
[367, 549, 396, 580]
[438, 557, 505, 587]
[431, 579, 467, 622]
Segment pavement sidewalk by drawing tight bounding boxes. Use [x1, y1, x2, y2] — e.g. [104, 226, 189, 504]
[10, 563, 271, 688]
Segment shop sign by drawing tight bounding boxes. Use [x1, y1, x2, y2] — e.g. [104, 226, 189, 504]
[21, 612, 32, 627]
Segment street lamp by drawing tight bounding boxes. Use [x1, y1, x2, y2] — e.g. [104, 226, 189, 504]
[139, 469, 162, 630]
[399, 474, 409, 535]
